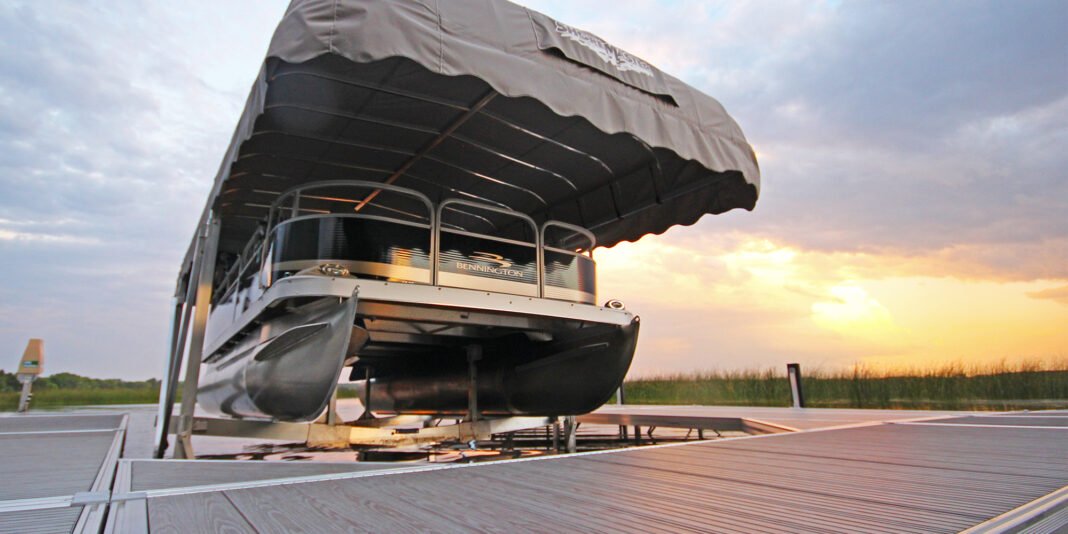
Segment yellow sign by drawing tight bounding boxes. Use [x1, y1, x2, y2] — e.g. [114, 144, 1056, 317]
[17, 339, 44, 377]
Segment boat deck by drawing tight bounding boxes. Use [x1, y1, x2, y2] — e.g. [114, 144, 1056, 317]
[3, 408, 1066, 533]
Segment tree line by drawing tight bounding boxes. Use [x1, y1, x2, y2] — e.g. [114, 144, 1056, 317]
[0, 369, 159, 392]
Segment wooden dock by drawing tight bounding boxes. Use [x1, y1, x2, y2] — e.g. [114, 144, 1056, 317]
[2, 408, 1065, 533]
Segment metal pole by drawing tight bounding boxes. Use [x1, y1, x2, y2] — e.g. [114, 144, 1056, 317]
[327, 388, 339, 426]
[564, 415, 577, 454]
[173, 217, 220, 459]
[466, 345, 482, 423]
[154, 298, 189, 458]
[17, 378, 33, 412]
[159, 230, 209, 458]
[788, 363, 805, 408]
[552, 421, 560, 453]
[358, 366, 373, 420]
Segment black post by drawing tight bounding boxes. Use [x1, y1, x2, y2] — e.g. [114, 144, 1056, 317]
[467, 345, 482, 422]
[787, 363, 805, 408]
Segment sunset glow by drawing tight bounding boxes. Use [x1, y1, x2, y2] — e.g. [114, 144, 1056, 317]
[0, 1, 1063, 380]
[597, 231, 1068, 375]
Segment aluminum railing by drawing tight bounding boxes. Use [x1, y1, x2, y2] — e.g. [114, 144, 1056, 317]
[216, 180, 595, 302]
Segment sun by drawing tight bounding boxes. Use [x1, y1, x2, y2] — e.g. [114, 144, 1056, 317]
[811, 283, 896, 334]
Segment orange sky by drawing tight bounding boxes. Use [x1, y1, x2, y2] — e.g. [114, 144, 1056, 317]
[596, 225, 1068, 376]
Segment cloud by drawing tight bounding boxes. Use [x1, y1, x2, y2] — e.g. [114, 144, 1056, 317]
[0, 229, 98, 244]
[0, 1, 289, 378]
[1, 0, 1065, 378]
[1028, 285, 1068, 306]
[598, 230, 1068, 375]
[525, 1, 1068, 290]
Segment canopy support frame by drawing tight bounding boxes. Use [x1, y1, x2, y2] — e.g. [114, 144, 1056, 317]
[172, 215, 221, 460]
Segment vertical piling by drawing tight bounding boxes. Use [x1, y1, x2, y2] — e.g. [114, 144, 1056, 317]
[788, 363, 805, 408]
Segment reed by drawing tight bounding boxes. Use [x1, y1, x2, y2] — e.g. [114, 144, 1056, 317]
[0, 387, 161, 410]
[3, 360, 1065, 411]
[621, 359, 1068, 410]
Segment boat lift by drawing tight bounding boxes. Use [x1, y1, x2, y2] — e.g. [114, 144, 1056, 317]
[155, 205, 589, 458]
[153, 0, 760, 459]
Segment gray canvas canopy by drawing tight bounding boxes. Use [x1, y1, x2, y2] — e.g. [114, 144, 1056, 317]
[180, 0, 760, 282]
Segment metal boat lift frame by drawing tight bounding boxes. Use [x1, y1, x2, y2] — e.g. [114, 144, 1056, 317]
[155, 205, 606, 459]
[156, 50, 685, 460]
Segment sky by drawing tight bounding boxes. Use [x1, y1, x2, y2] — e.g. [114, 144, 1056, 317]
[0, 0, 1065, 380]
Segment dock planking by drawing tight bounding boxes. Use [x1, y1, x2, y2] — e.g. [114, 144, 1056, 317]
[130, 459, 414, 491]
[149, 492, 254, 534]
[3, 408, 1065, 532]
[132, 415, 1067, 533]
[0, 414, 127, 534]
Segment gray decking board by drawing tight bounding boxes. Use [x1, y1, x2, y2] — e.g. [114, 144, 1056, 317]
[227, 478, 469, 534]
[130, 459, 418, 491]
[0, 507, 84, 534]
[591, 445, 1041, 516]
[489, 454, 974, 533]
[141, 418, 1068, 533]
[589, 405, 963, 431]
[641, 445, 1053, 500]
[148, 492, 254, 534]
[226, 469, 654, 534]
[471, 456, 937, 533]
[0, 431, 117, 500]
[931, 415, 1068, 427]
[0, 413, 124, 433]
[0, 413, 127, 534]
[1020, 501, 1068, 534]
[711, 425, 1068, 478]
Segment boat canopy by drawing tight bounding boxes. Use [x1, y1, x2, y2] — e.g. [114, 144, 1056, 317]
[180, 0, 760, 283]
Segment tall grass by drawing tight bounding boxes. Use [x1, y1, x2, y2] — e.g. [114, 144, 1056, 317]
[0, 387, 161, 411]
[622, 360, 1068, 410]
[3, 361, 1065, 411]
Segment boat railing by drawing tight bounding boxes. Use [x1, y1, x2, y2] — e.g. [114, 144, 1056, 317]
[218, 180, 596, 303]
[541, 220, 596, 257]
[436, 198, 542, 295]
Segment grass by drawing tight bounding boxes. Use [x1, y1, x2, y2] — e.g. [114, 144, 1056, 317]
[620, 360, 1068, 411]
[0, 387, 162, 411]
[4, 360, 1065, 412]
